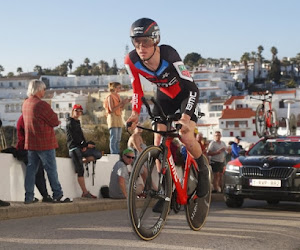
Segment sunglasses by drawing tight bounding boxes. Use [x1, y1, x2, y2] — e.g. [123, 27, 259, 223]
[125, 155, 135, 160]
[74, 109, 83, 112]
[131, 37, 154, 48]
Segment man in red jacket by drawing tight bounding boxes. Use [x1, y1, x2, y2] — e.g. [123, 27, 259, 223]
[22, 80, 71, 204]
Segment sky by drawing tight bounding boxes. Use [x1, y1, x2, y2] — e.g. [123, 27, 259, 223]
[1, 0, 299, 75]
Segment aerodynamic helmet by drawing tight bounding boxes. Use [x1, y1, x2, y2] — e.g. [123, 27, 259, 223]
[130, 18, 160, 45]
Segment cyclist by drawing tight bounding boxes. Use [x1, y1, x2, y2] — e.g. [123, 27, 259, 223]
[125, 17, 209, 198]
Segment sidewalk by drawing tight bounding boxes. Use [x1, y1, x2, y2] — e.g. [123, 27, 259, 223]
[0, 193, 224, 221]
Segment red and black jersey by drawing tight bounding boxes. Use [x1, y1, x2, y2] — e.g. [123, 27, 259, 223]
[124, 45, 199, 118]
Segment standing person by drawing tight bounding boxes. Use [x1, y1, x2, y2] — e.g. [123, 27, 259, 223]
[125, 18, 209, 198]
[196, 131, 207, 155]
[231, 136, 242, 160]
[22, 79, 72, 204]
[105, 82, 130, 154]
[66, 104, 102, 198]
[108, 148, 135, 199]
[16, 114, 52, 202]
[207, 131, 227, 193]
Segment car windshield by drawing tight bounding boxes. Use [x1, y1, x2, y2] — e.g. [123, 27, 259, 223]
[248, 139, 300, 156]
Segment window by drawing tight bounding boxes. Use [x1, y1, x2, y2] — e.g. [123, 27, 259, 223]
[279, 100, 285, 109]
[18, 82, 22, 87]
[226, 121, 234, 128]
[252, 119, 255, 124]
[9, 82, 13, 87]
[68, 103, 72, 108]
[239, 121, 248, 128]
[253, 131, 256, 136]
[230, 132, 233, 136]
[209, 113, 215, 117]
[241, 131, 245, 137]
[65, 113, 70, 118]
[59, 113, 64, 118]
[56, 104, 59, 109]
[5, 104, 9, 112]
[236, 104, 243, 109]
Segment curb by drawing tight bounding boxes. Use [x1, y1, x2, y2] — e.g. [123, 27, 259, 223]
[0, 194, 224, 221]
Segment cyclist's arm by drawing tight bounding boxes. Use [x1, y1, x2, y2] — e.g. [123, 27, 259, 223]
[124, 54, 144, 114]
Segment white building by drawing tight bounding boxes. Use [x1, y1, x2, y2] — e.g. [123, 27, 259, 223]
[0, 98, 23, 127]
[191, 66, 236, 103]
[51, 91, 88, 128]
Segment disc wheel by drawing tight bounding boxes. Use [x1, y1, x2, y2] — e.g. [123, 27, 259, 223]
[185, 156, 212, 231]
[255, 104, 266, 138]
[128, 146, 172, 241]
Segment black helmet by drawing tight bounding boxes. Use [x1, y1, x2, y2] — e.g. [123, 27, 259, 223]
[130, 18, 160, 45]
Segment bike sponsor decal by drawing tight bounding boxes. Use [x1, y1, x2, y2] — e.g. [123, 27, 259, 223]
[169, 155, 179, 183]
[191, 202, 198, 221]
[173, 61, 193, 82]
[186, 91, 197, 111]
[132, 93, 139, 110]
[152, 218, 164, 235]
[156, 77, 178, 87]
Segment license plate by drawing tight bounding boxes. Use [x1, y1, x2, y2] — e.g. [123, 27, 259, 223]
[249, 179, 281, 187]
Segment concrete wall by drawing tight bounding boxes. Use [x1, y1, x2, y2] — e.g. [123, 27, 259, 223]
[0, 153, 119, 202]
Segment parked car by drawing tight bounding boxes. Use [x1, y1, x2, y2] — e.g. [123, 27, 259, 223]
[223, 136, 300, 208]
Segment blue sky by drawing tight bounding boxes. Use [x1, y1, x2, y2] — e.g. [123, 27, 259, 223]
[1, 0, 299, 74]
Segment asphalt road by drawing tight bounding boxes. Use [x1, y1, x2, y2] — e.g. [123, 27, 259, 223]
[0, 199, 299, 250]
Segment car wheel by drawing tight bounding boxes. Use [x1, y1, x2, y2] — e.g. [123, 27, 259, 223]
[266, 200, 280, 205]
[224, 195, 244, 208]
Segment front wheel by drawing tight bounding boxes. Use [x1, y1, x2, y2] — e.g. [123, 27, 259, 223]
[185, 156, 212, 231]
[127, 146, 172, 241]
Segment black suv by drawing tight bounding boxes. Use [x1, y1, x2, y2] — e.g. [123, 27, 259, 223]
[223, 136, 300, 207]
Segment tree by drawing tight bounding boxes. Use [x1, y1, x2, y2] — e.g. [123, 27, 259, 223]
[7, 72, 14, 77]
[269, 57, 281, 85]
[183, 52, 201, 68]
[17, 67, 23, 75]
[240, 52, 250, 88]
[34, 65, 43, 75]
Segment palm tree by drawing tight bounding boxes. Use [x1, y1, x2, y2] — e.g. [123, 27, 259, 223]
[250, 51, 257, 82]
[68, 59, 73, 73]
[17, 67, 23, 75]
[84, 58, 90, 68]
[271, 46, 278, 61]
[0, 65, 4, 76]
[257, 45, 264, 79]
[240, 52, 250, 88]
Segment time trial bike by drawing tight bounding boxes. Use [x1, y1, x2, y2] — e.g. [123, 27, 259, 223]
[250, 91, 278, 138]
[127, 97, 212, 241]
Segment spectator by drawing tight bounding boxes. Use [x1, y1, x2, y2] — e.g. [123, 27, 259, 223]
[22, 79, 72, 204]
[66, 104, 102, 199]
[108, 148, 135, 199]
[207, 131, 227, 193]
[196, 131, 206, 155]
[16, 114, 52, 202]
[127, 124, 146, 158]
[231, 136, 242, 160]
[0, 199, 10, 207]
[105, 82, 131, 154]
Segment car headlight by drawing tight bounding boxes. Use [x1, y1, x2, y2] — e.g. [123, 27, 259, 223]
[226, 164, 240, 173]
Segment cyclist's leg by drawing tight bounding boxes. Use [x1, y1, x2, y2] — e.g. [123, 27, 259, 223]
[179, 99, 209, 197]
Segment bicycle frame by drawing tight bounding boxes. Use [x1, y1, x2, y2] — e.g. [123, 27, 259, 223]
[164, 135, 199, 205]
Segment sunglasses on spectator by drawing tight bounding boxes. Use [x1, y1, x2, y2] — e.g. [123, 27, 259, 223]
[74, 109, 83, 112]
[125, 155, 135, 160]
[131, 37, 154, 48]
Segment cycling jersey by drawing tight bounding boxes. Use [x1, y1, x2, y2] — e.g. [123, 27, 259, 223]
[124, 45, 199, 118]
